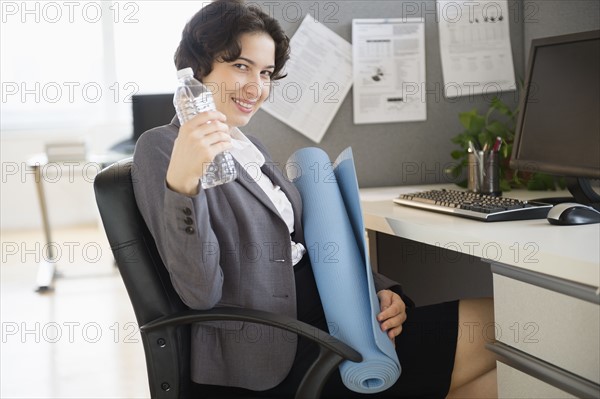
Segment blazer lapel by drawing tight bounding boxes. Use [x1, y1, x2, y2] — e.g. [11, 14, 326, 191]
[234, 158, 304, 245]
[234, 158, 282, 219]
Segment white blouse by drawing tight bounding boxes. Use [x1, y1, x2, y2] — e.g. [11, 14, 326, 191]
[228, 128, 306, 266]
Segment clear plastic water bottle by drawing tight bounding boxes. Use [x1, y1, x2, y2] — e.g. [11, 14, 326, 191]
[173, 67, 236, 189]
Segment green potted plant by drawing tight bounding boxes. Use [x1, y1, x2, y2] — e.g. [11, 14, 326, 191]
[446, 95, 565, 192]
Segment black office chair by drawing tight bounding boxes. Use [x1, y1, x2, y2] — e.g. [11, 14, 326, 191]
[93, 158, 362, 399]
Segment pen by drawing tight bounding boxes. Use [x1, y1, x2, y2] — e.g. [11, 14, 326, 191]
[468, 140, 479, 153]
[492, 136, 502, 152]
[468, 141, 486, 178]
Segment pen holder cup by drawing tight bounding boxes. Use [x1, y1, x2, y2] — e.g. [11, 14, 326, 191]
[468, 151, 501, 196]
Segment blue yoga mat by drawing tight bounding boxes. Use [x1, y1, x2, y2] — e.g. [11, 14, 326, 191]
[287, 147, 401, 394]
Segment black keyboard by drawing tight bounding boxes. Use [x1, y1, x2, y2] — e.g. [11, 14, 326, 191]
[393, 189, 553, 222]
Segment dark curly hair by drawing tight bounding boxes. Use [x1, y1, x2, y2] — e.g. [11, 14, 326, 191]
[174, 0, 290, 81]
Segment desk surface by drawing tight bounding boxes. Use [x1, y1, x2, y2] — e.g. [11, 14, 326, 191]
[27, 151, 128, 167]
[360, 184, 600, 289]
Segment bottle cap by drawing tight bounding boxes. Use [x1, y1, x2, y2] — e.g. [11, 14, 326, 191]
[176, 67, 194, 79]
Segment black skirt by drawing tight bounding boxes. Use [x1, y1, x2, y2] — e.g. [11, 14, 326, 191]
[194, 256, 459, 398]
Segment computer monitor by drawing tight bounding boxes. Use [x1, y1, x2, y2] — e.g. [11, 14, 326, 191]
[510, 29, 600, 209]
[131, 93, 176, 141]
[110, 93, 175, 154]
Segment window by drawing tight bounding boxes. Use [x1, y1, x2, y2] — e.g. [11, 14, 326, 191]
[1, 1, 205, 133]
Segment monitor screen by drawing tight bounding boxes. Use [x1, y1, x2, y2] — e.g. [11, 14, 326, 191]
[510, 30, 600, 180]
[132, 93, 175, 141]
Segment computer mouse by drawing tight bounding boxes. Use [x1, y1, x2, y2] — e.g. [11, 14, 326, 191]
[547, 203, 600, 225]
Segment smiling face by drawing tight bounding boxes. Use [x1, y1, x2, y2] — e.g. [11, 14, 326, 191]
[202, 32, 276, 131]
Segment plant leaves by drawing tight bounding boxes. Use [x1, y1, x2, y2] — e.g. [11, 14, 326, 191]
[451, 150, 464, 160]
[446, 164, 462, 178]
[470, 114, 486, 134]
[490, 97, 513, 116]
[527, 173, 557, 190]
[459, 109, 485, 134]
[451, 132, 471, 146]
[500, 179, 512, 192]
[478, 131, 492, 148]
[449, 93, 558, 193]
[487, 121, 508, 137]
[501, 144, 509, 158]
[458, 110, 476, 129]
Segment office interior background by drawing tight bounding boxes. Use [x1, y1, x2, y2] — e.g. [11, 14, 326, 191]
[1, 0, 598, 397]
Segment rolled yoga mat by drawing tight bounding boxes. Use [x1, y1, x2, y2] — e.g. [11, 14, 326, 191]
[287, 147, 401, 394]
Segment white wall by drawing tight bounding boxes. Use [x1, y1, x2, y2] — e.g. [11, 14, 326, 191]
[1, 1, 202, 231]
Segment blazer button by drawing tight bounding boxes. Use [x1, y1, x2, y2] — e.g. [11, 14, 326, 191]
[183, 207, 192, 216]
[184, 217, 194, 225]
[185, 226, 195, 235]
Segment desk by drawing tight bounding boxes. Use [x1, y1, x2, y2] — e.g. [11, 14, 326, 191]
[360, 184, 600, 398]
[27, 152, 127, 292]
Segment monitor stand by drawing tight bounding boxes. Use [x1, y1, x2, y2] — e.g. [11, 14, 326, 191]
[568, 177, 600, 211]
[530, 178, 600, 209]
[531, 195, 575, 205]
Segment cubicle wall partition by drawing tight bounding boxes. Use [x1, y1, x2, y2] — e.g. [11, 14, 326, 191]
[247, 0, 598, 188]
[246, 0, 526, 188]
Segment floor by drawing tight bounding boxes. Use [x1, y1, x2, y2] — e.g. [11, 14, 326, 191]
[1, 224, 150, 398]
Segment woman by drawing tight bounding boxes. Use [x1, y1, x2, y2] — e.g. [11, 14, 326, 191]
[132, 0, 497, 397]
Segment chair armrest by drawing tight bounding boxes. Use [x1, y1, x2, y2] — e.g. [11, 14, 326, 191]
[141, 307, 361, 362]
[140, 307, 363, 399]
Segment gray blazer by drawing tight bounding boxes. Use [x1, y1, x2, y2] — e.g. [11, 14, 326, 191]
[132, 116, 400, 391]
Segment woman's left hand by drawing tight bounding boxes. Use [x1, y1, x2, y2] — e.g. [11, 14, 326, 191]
[376, 289, 407, 344]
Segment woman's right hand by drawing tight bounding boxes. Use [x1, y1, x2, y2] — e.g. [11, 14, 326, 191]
[166, 111, 231, 196]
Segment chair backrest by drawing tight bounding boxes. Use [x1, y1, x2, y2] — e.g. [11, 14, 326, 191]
[94, 158, 191, 398]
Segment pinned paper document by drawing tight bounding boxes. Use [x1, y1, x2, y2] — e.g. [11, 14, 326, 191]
[261, 14, 353, 143]
[437, 0, 516, 98]
[352, 18, 427, 124]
